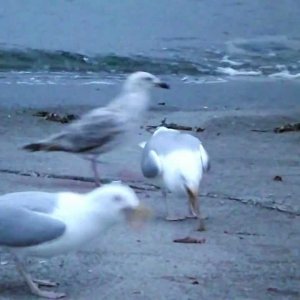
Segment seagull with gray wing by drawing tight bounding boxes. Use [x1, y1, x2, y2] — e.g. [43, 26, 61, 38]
[0, 182, 150, 299]
[139, 127, 210, 231]
[23, 71, 169, 186]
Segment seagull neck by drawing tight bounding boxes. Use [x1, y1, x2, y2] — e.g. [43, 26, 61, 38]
[110, 88, 150, 115]
[85, 191, 118, 221]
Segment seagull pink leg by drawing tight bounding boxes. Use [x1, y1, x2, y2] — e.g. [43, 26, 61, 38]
[12, 254, 66, 299]
[163, 190, 186, 221]
[189, 195, 206, 231]
[90, 157, 101, 187]
[186, 202, 198, 219]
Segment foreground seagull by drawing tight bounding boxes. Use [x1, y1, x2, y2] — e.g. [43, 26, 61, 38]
[23, 71, 169, 185]
[0, 183, 150, 298]
[139, 127, 210, 231]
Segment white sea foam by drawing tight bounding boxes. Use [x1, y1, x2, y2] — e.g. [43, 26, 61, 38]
[82, 80, 114, 85]
[181, 76, 227, 84]
[217, 67, 262, 76]
[221, 55, 243, 66]
[268, 70, 300, 79]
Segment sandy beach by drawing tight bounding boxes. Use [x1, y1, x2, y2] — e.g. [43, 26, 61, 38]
[0, 0, 299, 298]
[0, 78, 299, 299]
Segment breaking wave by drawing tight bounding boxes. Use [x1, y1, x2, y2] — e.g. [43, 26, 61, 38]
[1, 37, 300, 82]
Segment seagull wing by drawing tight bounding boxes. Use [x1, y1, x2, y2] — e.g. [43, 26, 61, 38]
[62, 110, 126, 153]
[0, 191, 66, 248]
[141, 148, 162, 178]
[0, 205, 66, 247]
[24, 109, 126, 154]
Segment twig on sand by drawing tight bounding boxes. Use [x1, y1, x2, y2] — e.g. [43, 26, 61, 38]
[274, 122, 300, 133]
[173, 237, 206, 244]
[273, 175, 283, 182]
[251, 129, 271, 133]
[33, 111, 79, 124]
[146, 118, 205, 133]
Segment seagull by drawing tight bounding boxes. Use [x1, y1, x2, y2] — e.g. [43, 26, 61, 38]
[139, 127, 210, 231]
[23, 71, 170, 186]
[0, 183, 150, 299]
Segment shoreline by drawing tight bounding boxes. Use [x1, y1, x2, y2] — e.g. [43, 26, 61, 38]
[1, 77, 300, 110]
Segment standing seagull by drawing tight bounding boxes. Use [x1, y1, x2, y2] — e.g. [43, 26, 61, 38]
[139, 127, 210, 231]
[23, 72, 169, 185]
[0, 183, 150, 299]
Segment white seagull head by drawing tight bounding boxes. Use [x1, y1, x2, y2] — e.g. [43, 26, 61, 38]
[124, 71, 170, 92]
[88, 182, 151, 227]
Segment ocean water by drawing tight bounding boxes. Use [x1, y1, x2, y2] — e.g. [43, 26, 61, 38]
[0, 0, 299, 108]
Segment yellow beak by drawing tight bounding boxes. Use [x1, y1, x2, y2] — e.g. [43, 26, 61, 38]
[124, 203, 152, 228]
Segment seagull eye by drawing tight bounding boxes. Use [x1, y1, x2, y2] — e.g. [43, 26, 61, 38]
[144, 77, 153, 81]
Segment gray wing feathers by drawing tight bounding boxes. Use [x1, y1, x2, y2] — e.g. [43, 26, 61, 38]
[0, 191, 58, 214]
[24, 108, 126, 154]
[0, 205, 66, 247]
[142, 128, 210, 174]
[48, 110, 125, 153]
[148, 130, 200, 155]
[141, 149, 161, 178]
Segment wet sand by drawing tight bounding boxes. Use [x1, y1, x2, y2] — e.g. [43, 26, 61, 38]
[0, 80, 299, 299]
[1, 78, 300, 110]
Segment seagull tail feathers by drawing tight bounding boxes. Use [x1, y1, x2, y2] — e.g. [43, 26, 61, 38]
[23, 141, 64, 152]
[199, 144, 210, 172]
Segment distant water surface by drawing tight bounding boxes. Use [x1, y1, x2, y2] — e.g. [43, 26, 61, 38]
[0, 1, 300, 85]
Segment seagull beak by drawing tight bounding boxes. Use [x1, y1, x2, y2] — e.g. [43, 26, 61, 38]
[186, 187, 199, 215]
[123, 203, 152, 228]
[154, 81, 170, 89]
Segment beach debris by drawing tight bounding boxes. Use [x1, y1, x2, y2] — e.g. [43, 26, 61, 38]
[185, 276, 200, 285]
[183, 276, 200, 285]
[273, 175, 283, 182]
[224, 230, 262, 236]
[33, 111, 79, 124]
[251, 129, 271, 133]
[133, 290, 142, 295]
[173, 236, 206, 244]
[267, 287, 300, 297]
[274, 122, 300, 133]
[161, 275, 200, 285]
[146, 118, 205, 132]
[267, 287, 279, 293]
[195, 127, 205, 132]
